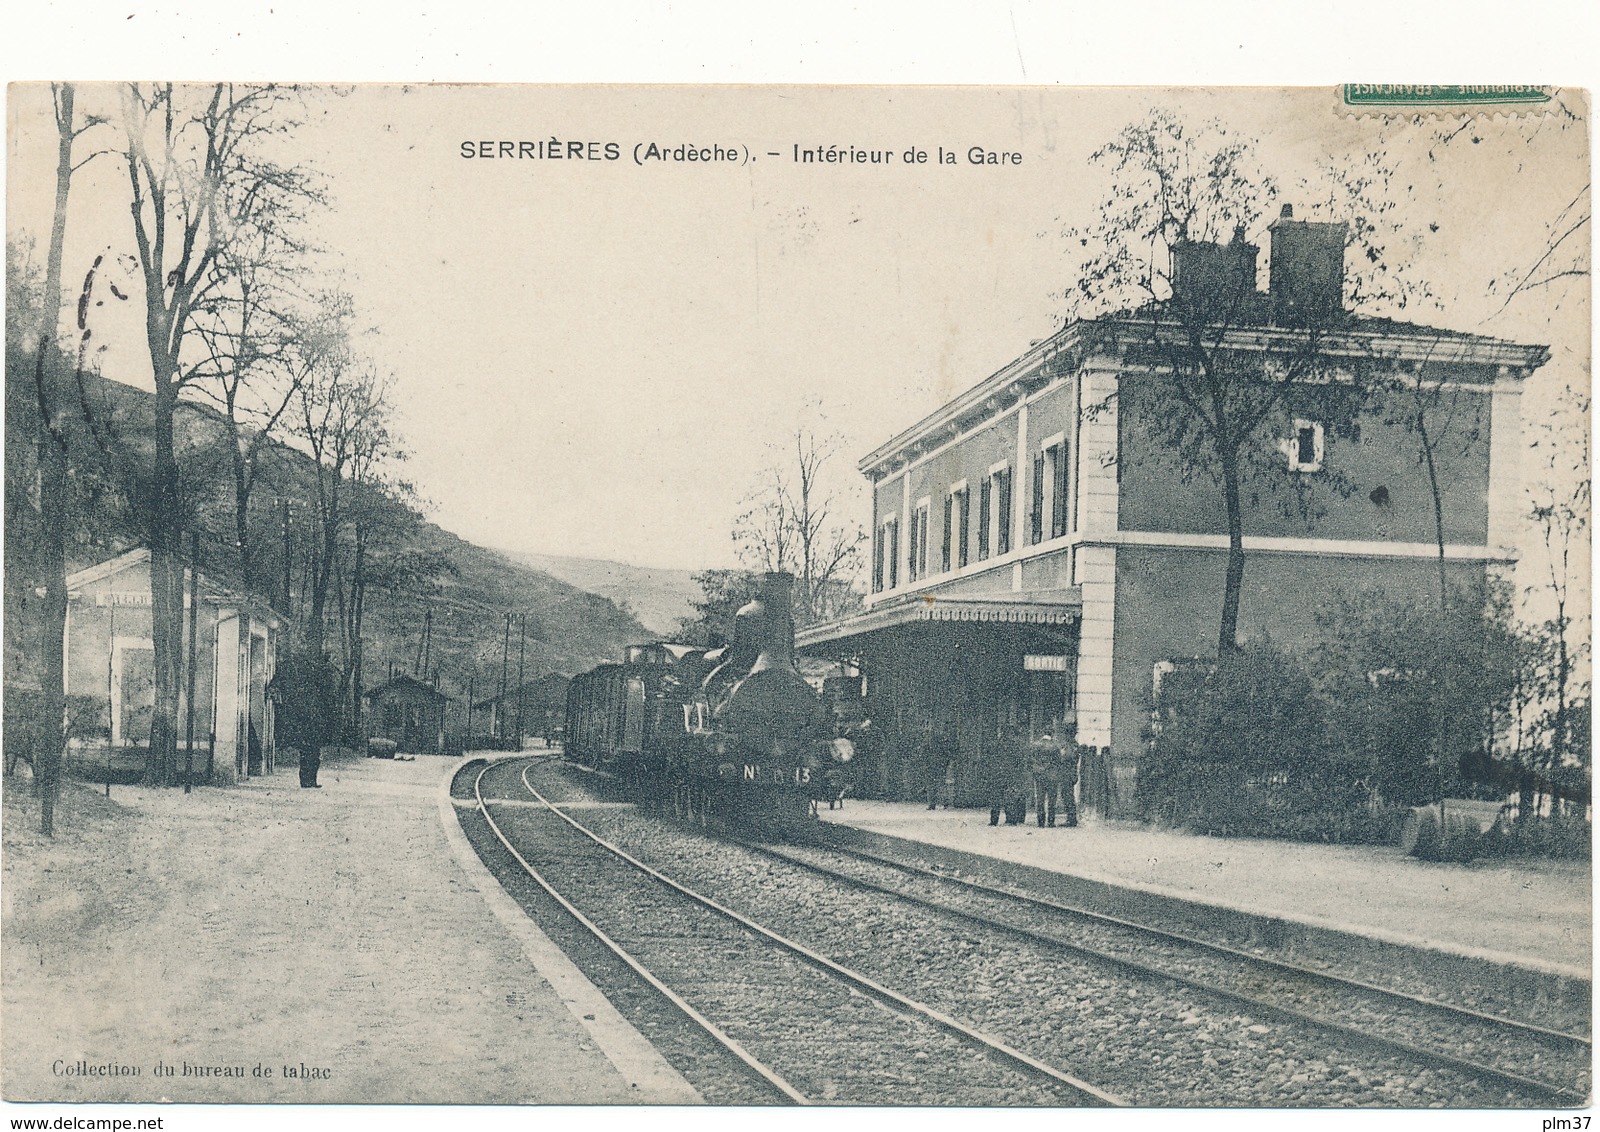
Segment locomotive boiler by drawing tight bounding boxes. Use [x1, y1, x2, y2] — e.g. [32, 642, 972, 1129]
[564, 572, 852, 826]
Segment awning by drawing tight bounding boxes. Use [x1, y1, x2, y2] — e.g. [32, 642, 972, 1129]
[797, 589, 1082, 650]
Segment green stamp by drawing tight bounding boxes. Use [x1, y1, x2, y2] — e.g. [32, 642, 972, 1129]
[1342, 84, 1553, 108]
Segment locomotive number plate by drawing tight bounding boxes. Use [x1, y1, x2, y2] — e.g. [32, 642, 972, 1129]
[740, 765, 811, 784]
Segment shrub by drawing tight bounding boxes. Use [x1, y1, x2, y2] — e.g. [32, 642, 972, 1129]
[1137, 643, 1368, 838]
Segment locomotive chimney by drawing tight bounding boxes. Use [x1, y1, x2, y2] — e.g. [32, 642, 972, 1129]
[759, 572, 797, 667]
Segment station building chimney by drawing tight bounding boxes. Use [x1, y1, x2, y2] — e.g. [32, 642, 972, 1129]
[1268, 204, 1349, 327]
[1169, 225, 1260, 324]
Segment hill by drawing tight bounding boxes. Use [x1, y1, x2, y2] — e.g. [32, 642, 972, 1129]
[502, 550, 702, 639]
[4, 369, 654, 706]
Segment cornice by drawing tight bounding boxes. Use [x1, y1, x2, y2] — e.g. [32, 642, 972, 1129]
[859, 317, 1549, 482]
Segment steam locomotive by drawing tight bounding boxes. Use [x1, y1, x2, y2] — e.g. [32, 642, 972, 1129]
[564, 572, 854, 826]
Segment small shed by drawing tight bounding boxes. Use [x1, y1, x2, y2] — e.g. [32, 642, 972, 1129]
[473, 672, 571, 744]
[365, 674, 451, 754]
[64, 547, 282, 784]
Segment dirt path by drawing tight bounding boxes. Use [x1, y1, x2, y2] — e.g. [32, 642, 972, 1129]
[3, 756, 675, 1104]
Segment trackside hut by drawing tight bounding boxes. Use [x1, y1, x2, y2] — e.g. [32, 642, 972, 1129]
[64, 547, 282, 783]
[473, 672, 572, 743]
[798, 216, 1546, 816]
[365, 674, 451, 753]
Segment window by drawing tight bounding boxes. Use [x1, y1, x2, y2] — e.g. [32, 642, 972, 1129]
[874, 517, 901, 592]
[943, 482, 968, 572]
[977, 477, 992, 560]
[956, 486, 971, 567]
[1030, 453, 1045, 545]
[909, 500, 930, 582]
[1050, 440, 1069, 538]
[1286, 419, 1324, 473]
[942, 493, 953, 573]
[993, 466, 1013, 555]
[1031, 438, 1072, 544]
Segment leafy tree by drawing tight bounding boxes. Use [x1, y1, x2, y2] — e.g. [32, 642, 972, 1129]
[1137, 642, 1362, 838]
[1312, 584, 1523, 809]
[676, 569, 765, 647]
[1061, 111, 1427, 653]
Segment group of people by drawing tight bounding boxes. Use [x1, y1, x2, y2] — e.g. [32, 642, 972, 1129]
[980, 724, 1080, 829]
[840, 719, 1084, 829]
[910, 722, 1080, 829]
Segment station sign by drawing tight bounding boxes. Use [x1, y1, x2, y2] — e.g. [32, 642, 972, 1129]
[1023, 654, 1072, 672]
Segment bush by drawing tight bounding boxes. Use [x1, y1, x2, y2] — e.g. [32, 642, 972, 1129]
[1401, 806, 1486, 862]
[1495, 813, 1592, 860]
[1137, 643, 1370, 838]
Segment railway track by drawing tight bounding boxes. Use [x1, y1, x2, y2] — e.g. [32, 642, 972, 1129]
[755, 837, 1591, 1106]
[464, 756, 1121, 1106]
[476, 755, 1591, 1107]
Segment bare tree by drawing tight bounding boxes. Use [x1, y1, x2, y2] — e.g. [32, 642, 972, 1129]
[187, 247, 329, 592]
[733, 428, 866, 626]
[1431, 98, 1591, 318]
[335, 428, 412, 737]
[115, 82, 319, 785]
[1526, 384, 1591, 776]
[293, 352, 395, 664]
[16, 84, 105, 832]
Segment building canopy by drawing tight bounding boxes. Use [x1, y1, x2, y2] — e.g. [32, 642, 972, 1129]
[797, 591, 1082, 651]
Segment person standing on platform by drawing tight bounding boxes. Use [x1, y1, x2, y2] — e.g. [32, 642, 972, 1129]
[1029, 726, 1067, 828]
[1060, 739, 1082, 828]
[987, 725, 1028, 826]
[919, 724, 953, 810]
[296, 726, 321, 788]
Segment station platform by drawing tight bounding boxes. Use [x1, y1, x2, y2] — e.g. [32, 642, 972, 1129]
[1, 752, 698, 1105]
[817, 801, 1592, 981]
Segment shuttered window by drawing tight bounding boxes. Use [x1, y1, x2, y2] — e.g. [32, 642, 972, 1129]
[1052, 440, 1070, 538]
[977, 478, 991, 560]
[941, 493, 953, 573]
[957, 489, 971, 567]
[995, 467, 1012, 555]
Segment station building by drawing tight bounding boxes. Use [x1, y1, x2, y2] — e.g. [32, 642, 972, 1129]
[472, 672, 572, 745]
[798, 212, 1548, 816]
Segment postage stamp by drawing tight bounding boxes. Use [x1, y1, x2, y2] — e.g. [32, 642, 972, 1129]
[2, 82, 1591, 1124]
[1339, 82, 1558, 114]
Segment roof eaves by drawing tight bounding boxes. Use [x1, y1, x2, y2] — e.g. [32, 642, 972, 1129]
[858, 322, 1087, 479]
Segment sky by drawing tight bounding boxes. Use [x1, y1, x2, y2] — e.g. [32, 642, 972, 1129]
[5, 85, 1591, 590]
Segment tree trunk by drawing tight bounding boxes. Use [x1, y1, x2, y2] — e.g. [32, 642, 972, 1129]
[35, 436, 68, 833]
[1217, 443, 1246, 655]
[308, 475, 339, 659]
[183, 530, 201, 791]
[1553, 594, 1569, 762]
[347, 526, 366, 738]
[148, 383, 184, 787]
[231, 433, 253, 589]
[32, 83, 78, 834]
[1416, 410, 1449, 610]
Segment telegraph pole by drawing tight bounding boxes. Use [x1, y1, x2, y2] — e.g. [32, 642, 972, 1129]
[184, 531, 201, 793]
[515, 614, 527, 747]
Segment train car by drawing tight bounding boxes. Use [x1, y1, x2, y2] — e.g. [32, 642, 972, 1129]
[564, 572, 853, 826]
[564, 643, 709, 774]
